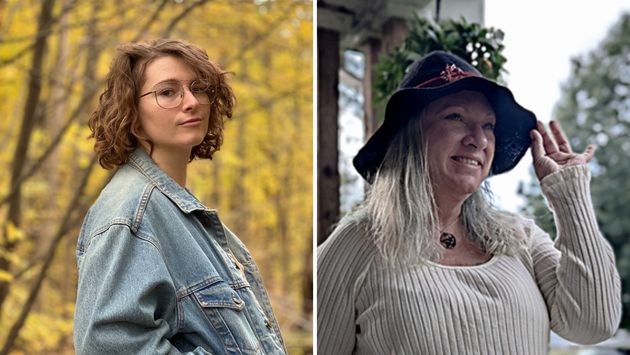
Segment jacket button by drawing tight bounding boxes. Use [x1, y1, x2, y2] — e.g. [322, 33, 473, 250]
[232, 296, 243, 305]
[265, 319, 271, 329]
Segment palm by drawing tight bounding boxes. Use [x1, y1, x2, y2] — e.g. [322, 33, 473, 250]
[530, 121, 596, 181]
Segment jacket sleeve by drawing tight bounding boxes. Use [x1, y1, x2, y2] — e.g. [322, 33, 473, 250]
[74, 224, 212, 355]
[317, 218, 375, 355]
[529, 165, 621, 344]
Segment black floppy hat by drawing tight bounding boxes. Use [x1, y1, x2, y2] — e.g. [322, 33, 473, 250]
[353, 51, 537, 182]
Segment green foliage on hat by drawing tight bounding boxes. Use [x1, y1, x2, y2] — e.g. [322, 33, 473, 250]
[374, 16, 507, 106]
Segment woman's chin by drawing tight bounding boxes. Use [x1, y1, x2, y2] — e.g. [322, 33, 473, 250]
[435, 178, 483, 201]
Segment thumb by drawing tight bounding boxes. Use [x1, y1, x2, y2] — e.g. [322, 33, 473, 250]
[530, 130, 545, 162]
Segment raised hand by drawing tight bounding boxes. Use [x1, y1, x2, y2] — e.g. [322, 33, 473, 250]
[530, 120, 596, 181]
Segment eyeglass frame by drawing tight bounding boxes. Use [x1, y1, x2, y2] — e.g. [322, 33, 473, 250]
[138, 79, 217, 109]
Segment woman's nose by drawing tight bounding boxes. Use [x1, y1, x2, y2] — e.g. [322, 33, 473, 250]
[462, 124, 488, 149]
[180, 87, 200, 111]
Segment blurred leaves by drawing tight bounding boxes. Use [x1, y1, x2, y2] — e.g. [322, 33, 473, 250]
[5, 223, 24, 245]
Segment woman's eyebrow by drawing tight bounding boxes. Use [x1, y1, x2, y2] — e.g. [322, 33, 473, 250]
[433, 104, 496, 123]
[433, 102, 467, 114]
[149, 78, 197, 87]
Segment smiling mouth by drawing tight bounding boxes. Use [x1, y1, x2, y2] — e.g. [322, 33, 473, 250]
[452, 156, 482, 166]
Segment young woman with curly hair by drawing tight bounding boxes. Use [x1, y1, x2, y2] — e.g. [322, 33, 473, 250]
[74, 39, 286, 355]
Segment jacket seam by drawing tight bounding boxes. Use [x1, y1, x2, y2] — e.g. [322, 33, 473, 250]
[132, 228, 182, 333]
[132, 184, 154, 233]
[81, 221, 182, 335]
[78, 218, 132, 254]
[176, 276, 224, 299]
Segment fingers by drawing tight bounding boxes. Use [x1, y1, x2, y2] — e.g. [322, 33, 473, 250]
[530, 129, 558, 180]
[534, 120, 597, 165]
[530, 129, 545, 161]
[536, 120, 560, 155]
[547, 151, 578, 163]
[582, 144, 597, 163]
[549, 121, 573, 153]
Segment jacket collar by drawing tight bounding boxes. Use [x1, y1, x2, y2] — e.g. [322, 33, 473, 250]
[127, 149, 211, 214]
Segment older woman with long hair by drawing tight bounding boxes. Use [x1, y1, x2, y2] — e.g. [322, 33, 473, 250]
[317, 51, 621, 354]
[74, 39, 286, 354]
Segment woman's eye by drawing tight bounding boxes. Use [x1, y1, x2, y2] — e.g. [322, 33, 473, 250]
[190, 81, 210, 93]
[484, 122, 496, 130]
[158, 88, 177, 97]
[444, 112, 463, 121]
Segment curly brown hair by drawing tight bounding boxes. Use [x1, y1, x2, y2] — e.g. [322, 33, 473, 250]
[89, 38, 235, 169]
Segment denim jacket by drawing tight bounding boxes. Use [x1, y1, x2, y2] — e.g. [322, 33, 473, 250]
[74, 149, 286, 355]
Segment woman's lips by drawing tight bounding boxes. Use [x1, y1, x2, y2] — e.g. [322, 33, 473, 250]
[179, 118, 202, 126]
[451, 156, 482, 167]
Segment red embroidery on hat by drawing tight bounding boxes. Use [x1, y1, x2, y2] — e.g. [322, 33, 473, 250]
[415, 64, 480, 88]
[441, 64, 467, 81]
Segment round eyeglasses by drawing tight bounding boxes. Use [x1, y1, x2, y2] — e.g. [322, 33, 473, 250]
[139, 80, 215, 109]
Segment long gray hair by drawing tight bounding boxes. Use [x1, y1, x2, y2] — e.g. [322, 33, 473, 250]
[342, 112, 526, 264]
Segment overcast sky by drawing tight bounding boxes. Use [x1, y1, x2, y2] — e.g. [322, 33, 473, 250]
[484, 0, 630, 212]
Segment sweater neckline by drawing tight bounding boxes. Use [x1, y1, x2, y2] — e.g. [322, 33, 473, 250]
[424, 254, 500, 270]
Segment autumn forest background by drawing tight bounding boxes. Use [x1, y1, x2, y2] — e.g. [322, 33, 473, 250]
[0, 0, 313, 353]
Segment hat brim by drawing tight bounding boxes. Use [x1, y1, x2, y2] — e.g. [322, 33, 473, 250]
[353, 76, 537, 182]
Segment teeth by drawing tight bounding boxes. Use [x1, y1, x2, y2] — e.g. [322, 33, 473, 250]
[455, 157, 480, 166]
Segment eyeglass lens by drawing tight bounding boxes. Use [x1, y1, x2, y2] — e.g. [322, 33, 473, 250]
[153, 80, 213, 109]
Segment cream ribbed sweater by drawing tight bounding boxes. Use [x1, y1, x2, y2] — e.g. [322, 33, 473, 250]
[317, 166, 621, 355]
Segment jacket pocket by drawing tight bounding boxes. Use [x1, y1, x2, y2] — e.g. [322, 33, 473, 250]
[193, 281, 262, 354]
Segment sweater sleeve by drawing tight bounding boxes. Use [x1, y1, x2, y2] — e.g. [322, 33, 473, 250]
[317, 218, 377, 355]
[529, 165, 621, 344]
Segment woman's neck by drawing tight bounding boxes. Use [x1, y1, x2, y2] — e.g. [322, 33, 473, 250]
[436, 195, 465, 229]
[140, 144, 190, 187]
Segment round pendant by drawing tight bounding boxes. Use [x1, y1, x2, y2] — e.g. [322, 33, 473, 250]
[440, 233, 456, 249]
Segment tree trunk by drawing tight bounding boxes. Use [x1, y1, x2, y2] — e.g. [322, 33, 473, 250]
[161, 0, 209, 37]
[39, 0, 70, 258]
[0, 0, 56, 314]
[0, 157, 98, 355]
[131, 0, 168, 42]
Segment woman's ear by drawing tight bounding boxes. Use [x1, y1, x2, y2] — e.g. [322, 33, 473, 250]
[130, 117, 151, 152]
[132, 118, 143, 136]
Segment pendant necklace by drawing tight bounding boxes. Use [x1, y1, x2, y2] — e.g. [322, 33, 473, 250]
[440, 233, 457, 249]
[439, 218, 459, 250]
